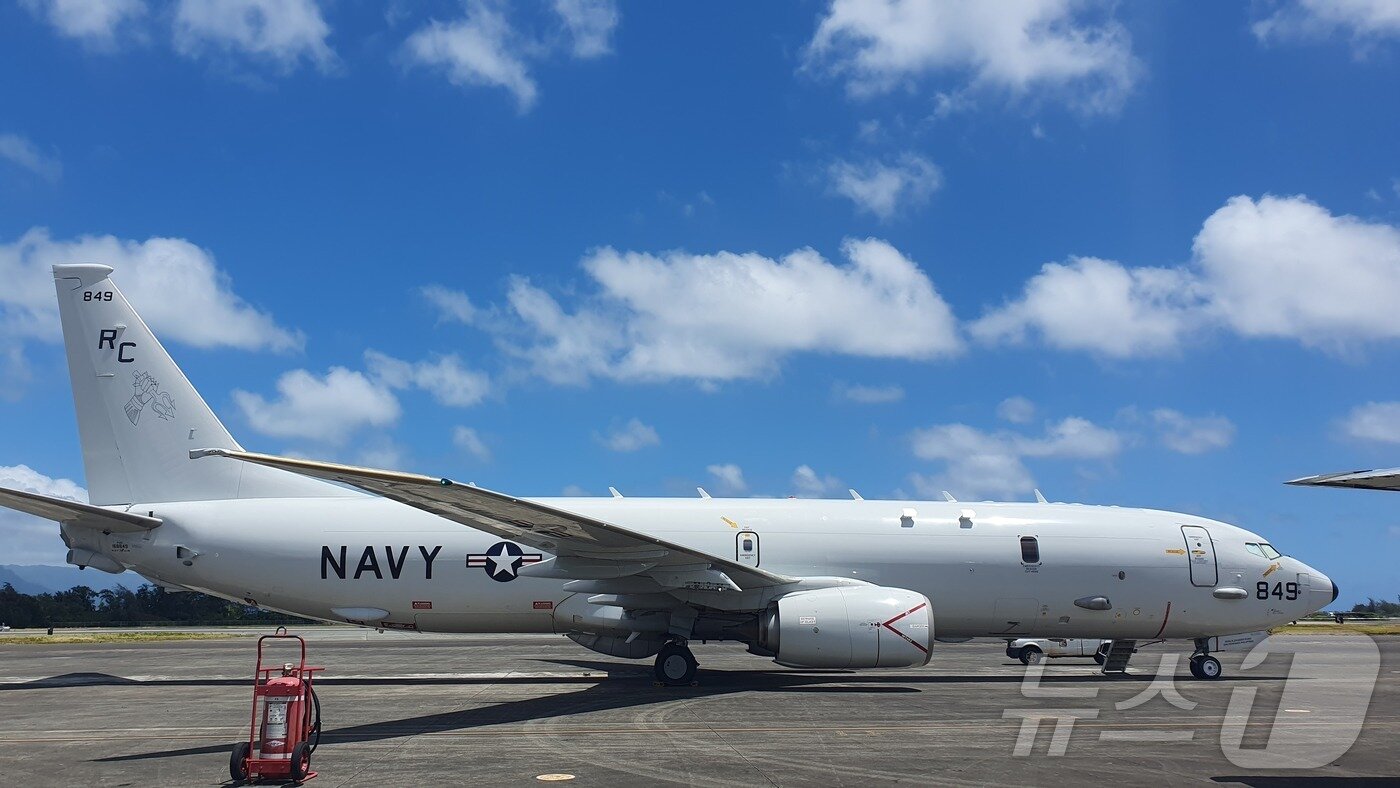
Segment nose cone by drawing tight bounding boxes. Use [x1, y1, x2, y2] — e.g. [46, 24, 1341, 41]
[1310, 570, 1337, 613]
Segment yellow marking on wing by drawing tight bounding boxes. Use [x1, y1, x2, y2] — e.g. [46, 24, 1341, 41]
[721, 516, 739, 529]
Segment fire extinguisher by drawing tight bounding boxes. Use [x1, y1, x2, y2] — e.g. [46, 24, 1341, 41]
[232, 634, 323, 783]
[257, 666, 306, 761]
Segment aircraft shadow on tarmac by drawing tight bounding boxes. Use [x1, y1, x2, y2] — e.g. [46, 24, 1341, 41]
[88, 660, 1288, 766]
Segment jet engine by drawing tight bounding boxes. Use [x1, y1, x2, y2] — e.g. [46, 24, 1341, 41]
[757, 585, 933, 669]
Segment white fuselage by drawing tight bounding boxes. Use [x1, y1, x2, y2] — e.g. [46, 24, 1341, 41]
[77, 495, 1334, 642]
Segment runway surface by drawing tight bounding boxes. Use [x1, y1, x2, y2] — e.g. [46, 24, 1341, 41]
[0, 629, 1396, 786]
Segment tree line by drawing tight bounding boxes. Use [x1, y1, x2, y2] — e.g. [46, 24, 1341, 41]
[1350, 597, 1400, 616]
[0, 582, 313, 628]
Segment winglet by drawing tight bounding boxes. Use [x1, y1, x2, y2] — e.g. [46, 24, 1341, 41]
[608, 486, 623, 499]
[849, 488, 863, 501]
[697, 487, 711, 499]
[941, 490, 957, 502]
[1034, 489, 1048, 503]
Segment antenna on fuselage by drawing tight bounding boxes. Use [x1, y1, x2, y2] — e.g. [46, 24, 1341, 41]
[697, 487, 711, 499]
[941, 491, 957, 502]
[609, 486, 623, 498]
[849, 489, 863, 500]
[1034, 489, 1048, 503]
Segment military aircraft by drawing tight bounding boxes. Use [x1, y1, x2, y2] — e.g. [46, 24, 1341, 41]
[0, 264, 1337, 684]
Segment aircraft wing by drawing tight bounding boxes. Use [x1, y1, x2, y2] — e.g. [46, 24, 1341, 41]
[0, 486, 162, 533]
[1286, 467, 1400, 492]
[193, 448, 795, 591]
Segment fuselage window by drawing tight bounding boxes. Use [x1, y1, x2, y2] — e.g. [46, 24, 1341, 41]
[742, 538, 754, 552]
[1020, 536, 1040, 564]
[1245, 543, 1265, 557]
[1259, 543, 1281, 559]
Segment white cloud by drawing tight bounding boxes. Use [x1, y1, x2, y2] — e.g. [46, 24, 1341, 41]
[836, 382, 905, 403]
[792, 464, 842, 497]
[971, 256, 1206, 357]
[0, 133, 62, 181]
[364, 350, 491, 408]
[1193, 195, 1400, 349]
[1340, 401, 1400, 444]
[420, 285, 477, 325]
[561, 484, 590, 496]
[1253, 0, 1400, 51]
[554, 0, 618, 58]
[596, 418, 660, 452]
[805, 0, 1140, 114]
[909, 416, 1121, 499]
[997, 395, 1035, 424]
[405, 2, 539, 112]
[232, 367, 400, 444]
[173, 0, 336, 71]
[496, 238, 961, 385]
[0, 228, 302, 368]
[706, 463, 747, 493]
[975, 195, 1400, 357]
[452, 426, 492, 461]
[0, 464, 87, 565]
[1151, 409, 1235, 454]
[828, 153, 942, 220]
[404, 0, 621, 111]
[21, 0, 145, 47]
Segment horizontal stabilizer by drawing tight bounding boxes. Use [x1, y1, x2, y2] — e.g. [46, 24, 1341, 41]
[0, 486, 161, 533]
[1286, 468, 1400, 492]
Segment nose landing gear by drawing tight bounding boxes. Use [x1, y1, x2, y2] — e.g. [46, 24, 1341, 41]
[1189, 638, 1223, 680]
[654, 640, 698, 686]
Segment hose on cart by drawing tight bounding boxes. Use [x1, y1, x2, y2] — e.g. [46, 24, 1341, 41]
[308, 687, 322, 754]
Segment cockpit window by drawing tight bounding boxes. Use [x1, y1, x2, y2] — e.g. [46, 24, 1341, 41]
[1245, 543, 1265, 557]
[1259, 543, 1282, 559]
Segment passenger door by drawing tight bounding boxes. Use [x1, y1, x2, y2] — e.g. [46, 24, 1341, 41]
[1181, 525, 1218, 587]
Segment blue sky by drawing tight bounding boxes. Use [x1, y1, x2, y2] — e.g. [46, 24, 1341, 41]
[1, 1, 1399, 605]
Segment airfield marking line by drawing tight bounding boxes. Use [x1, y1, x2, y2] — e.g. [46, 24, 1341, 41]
[4, 717, 1395, 744]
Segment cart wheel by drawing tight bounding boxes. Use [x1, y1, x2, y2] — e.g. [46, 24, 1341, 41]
[290, 741, 312, 782]
[229, 741, 251, 783]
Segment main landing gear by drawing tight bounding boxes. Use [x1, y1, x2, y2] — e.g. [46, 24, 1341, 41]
[654, 640, 698, 686]
[1189, 638, 1222, 680]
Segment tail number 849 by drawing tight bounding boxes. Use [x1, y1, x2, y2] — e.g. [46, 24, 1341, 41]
[1257, 581, 1299, 601]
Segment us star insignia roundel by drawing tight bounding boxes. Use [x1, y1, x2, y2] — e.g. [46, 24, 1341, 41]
[467, 541, 543, 582]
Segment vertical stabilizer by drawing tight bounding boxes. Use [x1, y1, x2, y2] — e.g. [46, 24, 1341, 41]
[53, 264, 338, 504]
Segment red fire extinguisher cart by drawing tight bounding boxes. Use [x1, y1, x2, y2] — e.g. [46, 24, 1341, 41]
[230, 631, 324, 784]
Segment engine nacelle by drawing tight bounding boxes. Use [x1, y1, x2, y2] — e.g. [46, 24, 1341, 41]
[758, 586, 933, 669]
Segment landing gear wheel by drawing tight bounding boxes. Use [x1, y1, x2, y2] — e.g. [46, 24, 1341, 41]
[1094, 650, 1107, 666]
[228, 741, 250, 783]
[1194, 655, 1222, 680]
[654, 642, 698, 685]
[1020, 646, 1043, 666]
[290, 741, 312, 782]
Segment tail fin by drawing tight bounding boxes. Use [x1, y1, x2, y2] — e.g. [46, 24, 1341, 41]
[53, 264, 338, 504]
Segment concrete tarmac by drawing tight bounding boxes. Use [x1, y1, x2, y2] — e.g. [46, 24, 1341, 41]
[0, 629, 1396, 786]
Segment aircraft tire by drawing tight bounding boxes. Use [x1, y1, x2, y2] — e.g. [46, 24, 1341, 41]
[1195, 655, 1222, 680]
[1020, 646, 1042, 666]
[654, 642, 698, 685]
